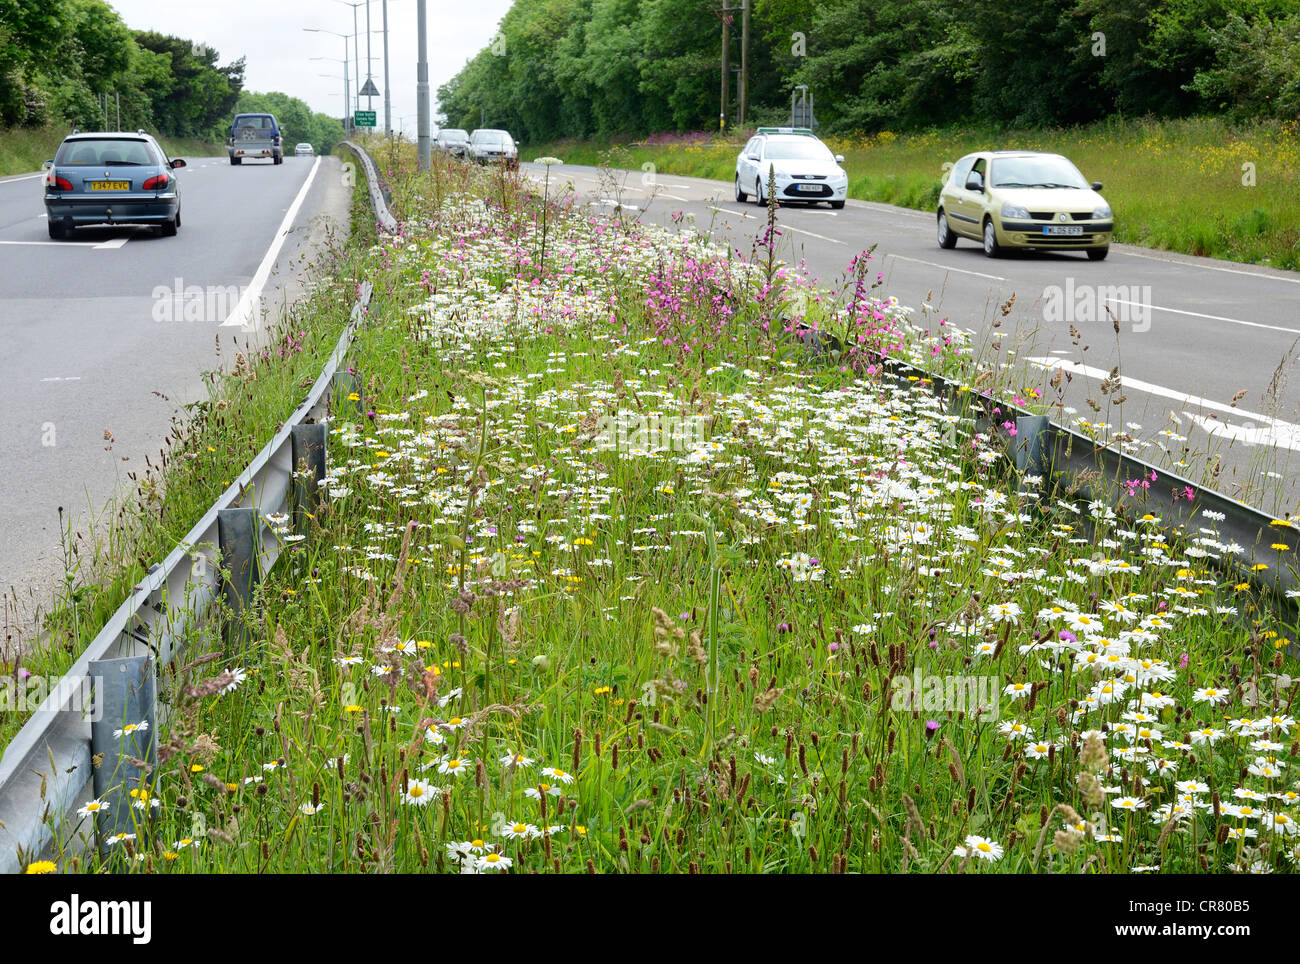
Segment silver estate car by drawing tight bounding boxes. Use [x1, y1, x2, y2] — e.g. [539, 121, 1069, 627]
[43, 130, 186, 239]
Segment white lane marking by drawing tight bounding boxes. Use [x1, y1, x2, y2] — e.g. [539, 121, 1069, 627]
[597, 198, 640, 211]
[0, 239, 99, 247]
[94, 237, 130, 250]
[221, 156, 322, 328]
[666, 183, 694, 189]
[783, 225, 844, 245]
[0, 173, 43, 183]
[884, 252, 1006, 281]
[40, 376, 82, 382]
[1119, 248, 1300, 286]
[655, 192, 688, 201]
[1026, 355, 1300, 450]
[1106, 298, 1300, 336]
[709, 205, 757, 220]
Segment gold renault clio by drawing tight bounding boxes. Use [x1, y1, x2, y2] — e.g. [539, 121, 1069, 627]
[936, 151, 1113, 260]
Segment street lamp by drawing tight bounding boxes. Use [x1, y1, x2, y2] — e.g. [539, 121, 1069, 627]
[304, 28, 351, 132]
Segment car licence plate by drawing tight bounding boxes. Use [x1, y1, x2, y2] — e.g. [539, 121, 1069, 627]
[796, 184, 820, 192]
[89, 181, 129, 191]
[1043, 225, 1083, 236]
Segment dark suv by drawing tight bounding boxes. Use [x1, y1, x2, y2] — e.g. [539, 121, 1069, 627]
[228, 113, 284, 165]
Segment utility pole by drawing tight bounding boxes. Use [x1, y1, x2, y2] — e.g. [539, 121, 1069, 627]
[714, 5, 743, 132]
[739, 0, 750, 126]
[382, 0, 390, 135]
[417, 0, 430, 169]
[366, 0, 373, 112]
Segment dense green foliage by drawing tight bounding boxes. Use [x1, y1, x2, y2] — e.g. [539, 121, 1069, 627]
[0, 0, 342, 152]
[437, 0, 1300, 139]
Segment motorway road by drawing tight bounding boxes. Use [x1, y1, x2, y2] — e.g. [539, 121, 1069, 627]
[0, 154, 351, 632]
[521, 161, 1300, 518]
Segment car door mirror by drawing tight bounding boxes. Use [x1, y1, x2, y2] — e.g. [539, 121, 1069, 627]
[42, 159, 54, 170]
[170, 158, 187, 169]
[965, 172, 984, 192]
[1091, 181, 1103, 192]
[834, 154, 845, 164]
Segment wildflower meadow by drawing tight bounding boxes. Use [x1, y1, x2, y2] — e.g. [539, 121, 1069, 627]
[34, 147, 1300, 876]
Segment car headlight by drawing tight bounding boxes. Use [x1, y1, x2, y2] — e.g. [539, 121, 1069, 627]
[1001, 202, 1030, 220]
[1091, 204, 1112, 219]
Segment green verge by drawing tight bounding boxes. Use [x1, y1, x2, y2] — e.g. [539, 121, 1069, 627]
[35, 145, 1300, 875]
[526, 116, 1300, 271]
[0, 147, 369, 746]
[0, 125, 224, 177]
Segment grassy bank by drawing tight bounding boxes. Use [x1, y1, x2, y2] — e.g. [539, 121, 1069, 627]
[0, 125, 224, 177]
[527, 117, 1300, 271]
[34, 147, 1300, 875]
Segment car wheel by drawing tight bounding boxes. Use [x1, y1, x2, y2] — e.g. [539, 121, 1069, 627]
[160, 216, 178, 237]
[48, 220, 66, 240]
[937, 210, 957, 249]
[230, 157, 241, 165]
[754, 177, 765, 207]
[1086, 246, 1109, 261]
[735, 176, 747, 203]
[274, 153, 282, 165]
[830, 199, 845, 210]
[174, 207, 182, 229]
[982, 218, 1002, 258]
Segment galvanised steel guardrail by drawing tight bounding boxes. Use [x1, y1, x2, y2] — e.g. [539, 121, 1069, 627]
[344, 140, 399, 234]
[0, 144, 396, 874]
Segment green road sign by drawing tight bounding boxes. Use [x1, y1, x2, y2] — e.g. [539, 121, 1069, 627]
[354, 110, 377, 127]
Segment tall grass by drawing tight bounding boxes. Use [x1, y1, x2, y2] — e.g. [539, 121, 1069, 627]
[0, 125, 224, 177]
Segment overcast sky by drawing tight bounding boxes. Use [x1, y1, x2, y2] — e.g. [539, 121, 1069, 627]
[109, 0, 516, 132]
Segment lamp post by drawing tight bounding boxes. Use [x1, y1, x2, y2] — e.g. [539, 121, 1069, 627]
[333, 1, 364, 117]
[304, 29, 351, 133]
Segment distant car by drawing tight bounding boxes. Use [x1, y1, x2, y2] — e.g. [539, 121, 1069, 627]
[43, 130, 186, 239]
[435, 128, 470, 156]
[468, 129, 519, 169]
[293, 142, 314, 157]
[227, 112, 284, 165]
[735, 128, 847, 209]
[937, 151, 1113, 260]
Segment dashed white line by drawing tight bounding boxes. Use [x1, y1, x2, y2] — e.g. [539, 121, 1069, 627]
[884, 252, 1007, 281]
[1107, 299, 1300, 336]
[709, 205, 757, 220]
[783, 225, 844, 245]
[40, 376, 82, 382]
[93, 237, 130, 250]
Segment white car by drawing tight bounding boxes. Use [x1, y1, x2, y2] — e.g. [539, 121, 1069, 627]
[735, 128, 847, 209]
[293, 143, 314, 157]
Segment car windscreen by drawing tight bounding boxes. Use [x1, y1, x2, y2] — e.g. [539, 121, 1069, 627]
[235, 116, 275, 131]
[441, 130, 468, 141]
[990, 156, 1089, 189]
[56, 139, 155, 166]
[763, 138, 833, 161]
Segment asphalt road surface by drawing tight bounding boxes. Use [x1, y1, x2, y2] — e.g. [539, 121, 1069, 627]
[522, 160, 1300, 518]
[0, 154, 351, 633]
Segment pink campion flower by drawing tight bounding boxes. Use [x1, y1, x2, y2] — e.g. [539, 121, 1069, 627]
[1178, 653, 1189, 669]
